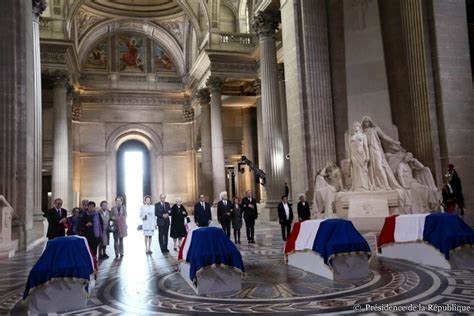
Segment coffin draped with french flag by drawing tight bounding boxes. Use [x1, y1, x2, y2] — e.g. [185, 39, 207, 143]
[23, 236, 96, 300]
[285, 219, 372, 267]
[178, 227, 244, 282]
[379, 213, 474, 259]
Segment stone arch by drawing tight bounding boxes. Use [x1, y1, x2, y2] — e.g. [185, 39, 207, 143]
[105, 124, 164, 204]
[77, 19, 186, 75]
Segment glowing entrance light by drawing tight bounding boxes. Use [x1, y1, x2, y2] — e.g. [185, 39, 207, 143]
[124, 151, 143, 229]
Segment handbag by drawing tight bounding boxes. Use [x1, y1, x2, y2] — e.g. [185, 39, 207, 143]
[137, 224, 143, 231]
[107, 223, 115, 233]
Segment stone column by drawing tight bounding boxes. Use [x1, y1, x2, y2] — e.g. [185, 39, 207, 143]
[241, 107, 255, 196]
[0, 0, 39, 249]
[254, 79, 266, 203]
[50, 71, 72, 210]
[429, 0, 474, 225]
[206, 77, 226, 203]
[197, 88, 213, 200]
[32, 0, 46, 221]
[254, 11, 286, 210]
[398, 0, 442, 185]
[278, 63, 291, 198]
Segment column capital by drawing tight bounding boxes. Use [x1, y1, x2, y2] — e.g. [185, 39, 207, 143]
[253, 79, 261, 96]
[253, 10, 280, 38]
[42, 70, 70, 89]
[196, 88, 211, 104]
[32, 0, 47, 19]
[206, 77, 224, 94]
[277, 63, 285, 81]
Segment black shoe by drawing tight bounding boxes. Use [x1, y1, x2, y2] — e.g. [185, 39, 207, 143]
[163, 249, 170, 253]
[115, 254, 119, 259]
[251, 240, 256, 244]
[104, 254, 109, 259]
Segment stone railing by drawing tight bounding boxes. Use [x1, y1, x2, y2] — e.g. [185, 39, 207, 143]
[209, 32, 257, 53]
[79, 72, 184, 90]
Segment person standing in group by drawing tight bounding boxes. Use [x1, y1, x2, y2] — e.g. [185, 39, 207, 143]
[66, 207, 81, 236]
[278, 195, 293, 241]
[242, 190, 258, 244]
[80, 201, 103, 261]
[44, 198, 68, 240]
[297, 193, 311, 221]
[98, 201, 110, 259]
[140, 195, 155, 255]
[217, 191, 233, 238]
[194, 194, 212, 227]
[231, 197, 243, 244]
[169, 197, 189, 251]
[155, 194, 171, 253]
[80, 199, 89, 217]
[111, 196, 128, 258]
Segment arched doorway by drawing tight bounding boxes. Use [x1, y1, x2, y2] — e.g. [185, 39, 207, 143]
[116, 140, 151, 210]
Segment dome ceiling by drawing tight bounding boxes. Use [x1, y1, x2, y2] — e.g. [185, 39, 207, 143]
[84, 0, 183, 18]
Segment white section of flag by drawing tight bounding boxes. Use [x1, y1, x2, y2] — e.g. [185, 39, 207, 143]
[295, 219, 326, 251]
[394, 213, 429, 242]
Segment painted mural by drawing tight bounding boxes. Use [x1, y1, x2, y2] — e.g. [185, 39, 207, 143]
[154, 43, 176, 72]
[85, 40, 108, 69]
[118, 34, 145, 72]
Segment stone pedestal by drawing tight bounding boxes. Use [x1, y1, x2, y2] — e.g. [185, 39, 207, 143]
[335, 191, 399, 232]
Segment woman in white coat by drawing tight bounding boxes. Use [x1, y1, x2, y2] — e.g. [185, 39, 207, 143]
[140, 195, 156, 255]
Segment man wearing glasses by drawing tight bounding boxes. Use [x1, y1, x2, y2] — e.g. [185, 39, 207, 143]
[45, 198, 68, 239]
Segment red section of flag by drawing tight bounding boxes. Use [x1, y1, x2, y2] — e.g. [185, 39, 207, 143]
[285, 222, 302, 255]
[378, 215, 399, 248]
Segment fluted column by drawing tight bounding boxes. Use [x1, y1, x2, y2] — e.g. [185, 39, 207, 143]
[197, 88, 213, 200]
[399, 0, 442, 185]
[300, 0, 337, 178]
[241, 107, 255, 196]
[0, 0, 38, 248]
[278, 63, 291, 198]
[253, 11, 285, 206]
[254, 79, 266, 202]
[50, 71, 72, 210]
[206, 77, 226, 203]
[32, 0, 46, 221]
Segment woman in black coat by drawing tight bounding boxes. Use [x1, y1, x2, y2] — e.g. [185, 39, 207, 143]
[169, 198, 189, 251]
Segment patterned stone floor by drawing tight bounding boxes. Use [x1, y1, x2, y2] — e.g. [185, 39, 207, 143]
[3, 222, 474, 315]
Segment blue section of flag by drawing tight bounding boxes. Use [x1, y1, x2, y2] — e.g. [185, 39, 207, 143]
[423, 213, 474, 260]
[312, 219, 371, 266]
[186, 227, 244, 282]
[23, 236, 94, 300]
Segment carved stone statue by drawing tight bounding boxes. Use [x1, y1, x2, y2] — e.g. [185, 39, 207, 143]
[0, 195, 15, 258]
[396, 153, 439, 213]
[361, 116, 402, 190]
[313, 162, 343, 217]
[349, 122, 370, 191]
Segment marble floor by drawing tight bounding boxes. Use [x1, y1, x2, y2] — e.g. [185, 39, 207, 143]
[3, 222, 474, 315]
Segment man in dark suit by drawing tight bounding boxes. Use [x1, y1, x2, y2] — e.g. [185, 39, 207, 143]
[45, 198, 68, 240]
[217, 191, 233, 238]
[194, 194, 212, 227]
[242, 190, 258, 243]
[297, 193, 311, 221]
[278, 195, 293, 241]
[155, 194, 171, 253]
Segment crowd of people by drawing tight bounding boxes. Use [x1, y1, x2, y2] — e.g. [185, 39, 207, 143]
[43, 162, 465, 261]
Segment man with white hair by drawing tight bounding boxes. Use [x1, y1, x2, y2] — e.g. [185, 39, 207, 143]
[297, 193, 311, 221]
[217, 191, 233, 238]
[155, 194, 171, 253]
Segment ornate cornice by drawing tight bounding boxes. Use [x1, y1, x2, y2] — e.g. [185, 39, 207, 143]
[253, 79, 261, 96]
[79, 94, 184, 106]
[253, 10, 280, 38]
[32, 0, 47, 19]
[196, 88, 211, 104]
[206, 77, 224, 94]
[41, 70, 70, 89]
